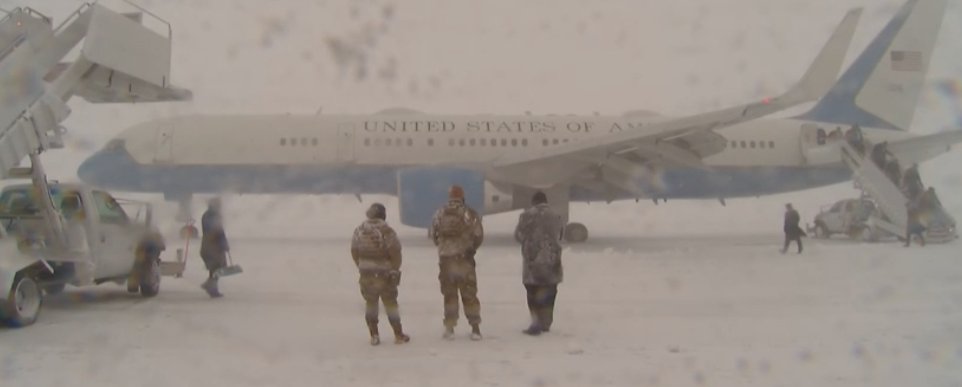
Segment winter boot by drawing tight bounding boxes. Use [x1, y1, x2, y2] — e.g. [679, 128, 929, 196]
[470, 324, 482, 341]
[201, 277, 223, 298]
[522, 325, 543, 336]
[442, 325, 455, 340]
[389, 319, 410, 344]
[368, 322, 380, 346]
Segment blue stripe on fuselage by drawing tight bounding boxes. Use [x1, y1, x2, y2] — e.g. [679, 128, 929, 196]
[78, 148, 852, 203]
[794, 0, 917, 131]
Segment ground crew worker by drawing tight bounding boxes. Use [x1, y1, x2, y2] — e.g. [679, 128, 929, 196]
[905, 199, 926, 247]
[781, 203, 804, 254]
[429, 185, 485, 341]
[351, 203, 410, 346]
[514, 191, 564, 336]
[200, 198, 229, 298]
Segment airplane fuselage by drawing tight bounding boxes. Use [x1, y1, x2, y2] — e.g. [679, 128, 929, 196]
[78, 113, 915, 209]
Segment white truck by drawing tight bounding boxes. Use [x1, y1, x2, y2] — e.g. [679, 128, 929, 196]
[0, 173, 184, 327]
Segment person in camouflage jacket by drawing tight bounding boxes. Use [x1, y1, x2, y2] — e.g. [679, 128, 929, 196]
[429, 185, 485, 341]
[514, 191, 564, 336]
[351, 203, 410, 346]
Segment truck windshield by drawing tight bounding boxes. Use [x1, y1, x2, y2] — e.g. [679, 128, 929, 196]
[0, 187, 65, 217]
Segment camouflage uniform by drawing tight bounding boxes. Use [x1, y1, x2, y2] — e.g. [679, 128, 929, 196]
[351, 214, 409, 345]
[429, 198, 484, 338]
[515, 198, 564, 335]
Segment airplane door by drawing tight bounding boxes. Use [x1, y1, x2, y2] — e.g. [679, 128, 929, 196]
[154, 124, 174, 163]
[337, 123, 355, 162]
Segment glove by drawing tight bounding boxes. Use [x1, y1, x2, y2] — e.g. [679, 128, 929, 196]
[388, 270, 401, 286]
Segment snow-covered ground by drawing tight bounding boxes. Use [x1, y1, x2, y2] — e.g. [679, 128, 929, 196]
[2, 212, 961, 387]
[2, 0, 962, 385]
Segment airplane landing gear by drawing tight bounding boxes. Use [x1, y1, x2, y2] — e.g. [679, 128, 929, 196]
[180, 221, 198, 240]
[564, 223, 588, 243]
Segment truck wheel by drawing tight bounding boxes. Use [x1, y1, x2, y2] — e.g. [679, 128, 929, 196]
[814, 224, 830, 239]
[3, 274, 43, 327]
[139, 256, 161, 298]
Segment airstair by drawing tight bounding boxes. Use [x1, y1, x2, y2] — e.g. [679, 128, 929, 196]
[839, 140, 957, 243]
[1, 2, 191, 180]
[839, 141, 908, 240]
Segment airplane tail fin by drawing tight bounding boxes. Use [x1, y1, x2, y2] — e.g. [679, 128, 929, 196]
[796, 0, 948, 131]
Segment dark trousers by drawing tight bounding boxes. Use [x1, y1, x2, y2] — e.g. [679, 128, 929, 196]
[525, 284, 558, 330]
[782, 234, 803, 253]
[905, 224, 925, 247]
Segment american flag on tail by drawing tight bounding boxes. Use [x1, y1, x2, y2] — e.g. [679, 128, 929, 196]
[890, 50, 923, 72]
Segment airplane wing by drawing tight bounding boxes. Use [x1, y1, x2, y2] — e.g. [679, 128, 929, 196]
[487, 8, 863, 190]
[887, 129, 962, 167]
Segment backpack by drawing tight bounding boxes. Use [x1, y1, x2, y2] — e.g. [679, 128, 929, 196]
[436, 204, 468, 237]
[354, 221, 387, 258]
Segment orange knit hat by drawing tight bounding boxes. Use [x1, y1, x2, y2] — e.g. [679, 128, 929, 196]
[449, 185, 465, 199]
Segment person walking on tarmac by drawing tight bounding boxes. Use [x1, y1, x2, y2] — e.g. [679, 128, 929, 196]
[200, 198, 229, 298]
[514, 191, 565, 336]
[351, 203, 410, 346]
[905, 199, 926, 247]
[429, 185, 485, 341]
[781, 203, 804, 254]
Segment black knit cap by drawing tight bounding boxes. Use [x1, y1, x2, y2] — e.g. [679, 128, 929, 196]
[532, 191, 547, 205]
[366, 203, 386, 220]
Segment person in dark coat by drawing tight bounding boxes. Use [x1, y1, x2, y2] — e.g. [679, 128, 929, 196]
[845, 124, 865, 155]
[902, 163, 924, 199]
[514, 191, 564, 335]
[871, 141, 889, 169]
[200, 198, 229, 298]
[781, 203, 804, 254]
[885, 158, 902, 186]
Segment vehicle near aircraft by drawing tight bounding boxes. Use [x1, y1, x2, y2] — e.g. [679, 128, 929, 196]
[810, 197, 878, 240]
[0, 174, 184, 327]
[76, 0, 962, 243]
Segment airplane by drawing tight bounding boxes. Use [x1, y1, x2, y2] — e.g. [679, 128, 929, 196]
[77, 0, 962, 243]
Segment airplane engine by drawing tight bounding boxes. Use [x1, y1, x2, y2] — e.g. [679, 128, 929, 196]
[397, 168, 485, 228]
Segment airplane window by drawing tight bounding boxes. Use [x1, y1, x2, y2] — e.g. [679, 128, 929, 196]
[501, 139, 508, 146]
[312, 138, 318, 146]
[364, 138, 370, 146]
[280, 138, 287, 146]
[553, 139, 559, 145]
[511, 139, 518, 147]
[759, 141, 766, 149]
[374, 138, 382, 146]
[769, 141, 775, 148]
[543, 139, 549, 146]
[480, 138, 486, 146]
[750, 141, 756, 148]
[407, 138, 413, 146]
[427, 139, 434, 146]
[449, 139, 455, 146]
[300, 138, 308, 146]
[470, 139, 476, 146]
[459, 139, 465, 146]
[563, 139, 569, 143]
[522, 139, 528, 146]
[740, 141, 746, 148]
[730, 141, 736, 148]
